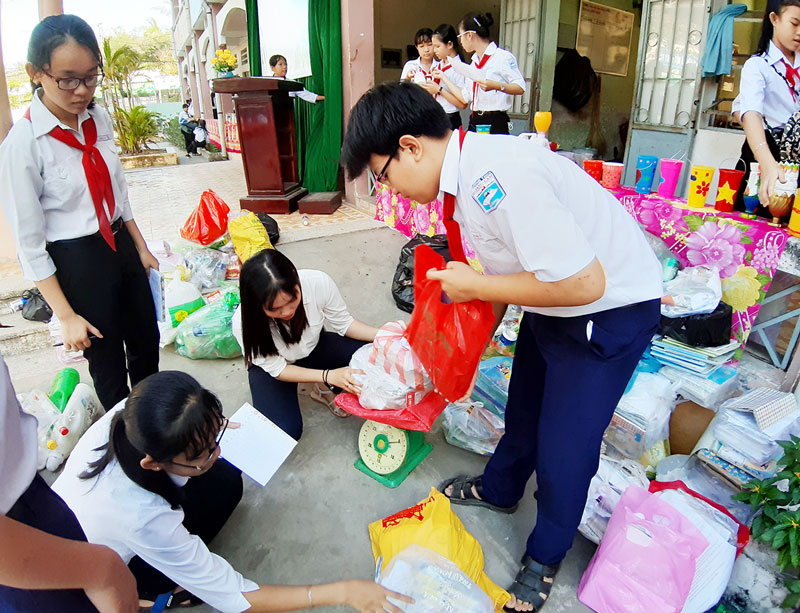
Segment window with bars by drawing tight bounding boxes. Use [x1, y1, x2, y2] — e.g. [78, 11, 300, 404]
[632, 0, 710, 129]
[500, 0, 540, 118]
[241, 48, 249, 66]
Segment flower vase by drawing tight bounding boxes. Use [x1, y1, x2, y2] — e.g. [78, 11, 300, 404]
[742, 162, 760, 220]
[224, 71, 234, 78]
[768, 163, 798, 226]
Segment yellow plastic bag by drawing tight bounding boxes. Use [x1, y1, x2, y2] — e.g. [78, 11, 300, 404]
[368, 488, 510, 611]
[228, 212, 273, 264]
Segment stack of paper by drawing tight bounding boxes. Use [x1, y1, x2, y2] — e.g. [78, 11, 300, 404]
[650, 337, 738, 375]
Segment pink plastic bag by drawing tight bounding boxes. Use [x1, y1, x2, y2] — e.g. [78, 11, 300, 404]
[578, 486, 708, 613]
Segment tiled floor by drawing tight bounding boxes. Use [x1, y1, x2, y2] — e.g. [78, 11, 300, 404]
[126, 157, 382, 246]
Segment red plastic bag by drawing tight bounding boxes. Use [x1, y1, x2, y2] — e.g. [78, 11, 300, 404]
[180, 189, 230, 246]
[335, 391, 448, 432]
[405, 245, 496, 402]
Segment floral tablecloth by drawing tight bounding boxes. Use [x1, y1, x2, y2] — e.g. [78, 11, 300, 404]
[609, 187, 790, 355]
[375, 183, 483, 272]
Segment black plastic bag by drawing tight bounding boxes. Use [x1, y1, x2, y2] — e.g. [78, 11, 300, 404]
[254, 212, 280, 245]
[553, 49, 598, 113]
[660, 302, 733, 348]
[392, 234, 451, 313]
[21, 288, 52, 323]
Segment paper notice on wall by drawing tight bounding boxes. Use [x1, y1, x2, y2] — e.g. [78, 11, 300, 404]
[220, 403, 297, 486]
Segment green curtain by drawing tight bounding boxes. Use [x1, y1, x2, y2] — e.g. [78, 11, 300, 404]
[294, 76, 313, 182]
[303, 0, 343, 192]
[245, 0, 262, 77]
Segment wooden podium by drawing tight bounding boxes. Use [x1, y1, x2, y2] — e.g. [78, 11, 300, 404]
[212, 77, 307, 214]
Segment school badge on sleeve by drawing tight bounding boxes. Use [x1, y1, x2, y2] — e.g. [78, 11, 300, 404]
[471, 171, 506, 213]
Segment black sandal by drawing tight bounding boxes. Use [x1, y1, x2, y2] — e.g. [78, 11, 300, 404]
[439, 475, 518, 514]
[503, 555, 560, 612]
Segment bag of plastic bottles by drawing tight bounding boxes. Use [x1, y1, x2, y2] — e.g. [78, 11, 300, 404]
[442, 401, 505, 456]
[184, 249, 228, 290]
[175, 289, 242, 359]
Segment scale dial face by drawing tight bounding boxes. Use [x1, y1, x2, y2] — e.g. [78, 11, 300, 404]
[358, 420, 408, 475]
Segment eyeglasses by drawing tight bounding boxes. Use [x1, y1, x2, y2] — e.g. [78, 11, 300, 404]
[457, 30, 475, 39]
[44, 70, 104, 91]
[375, 154, 394, 183]
[167, 418, 229, 472]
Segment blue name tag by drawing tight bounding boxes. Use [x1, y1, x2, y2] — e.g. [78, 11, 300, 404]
[471, 171, 506, 213]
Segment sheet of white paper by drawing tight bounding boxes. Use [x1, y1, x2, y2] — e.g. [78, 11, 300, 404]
[446, 56, 482, 82]
[148, 268, 165, 322]
[220, 403, 297, 486]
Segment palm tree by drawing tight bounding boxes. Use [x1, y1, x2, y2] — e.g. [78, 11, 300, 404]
[102, 39, 142, 111]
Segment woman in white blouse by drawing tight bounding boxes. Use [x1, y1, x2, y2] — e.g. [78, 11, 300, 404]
[733, 0, 800, 210]
[53, 371, 408, 612]
[455, 12, 527, 134]
[232, 249, 378, 440]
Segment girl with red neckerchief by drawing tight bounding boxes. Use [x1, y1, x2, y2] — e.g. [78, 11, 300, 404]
[400, 29, 436, 85]
[425, 24, 469, 130]
[455, 12, 526, 135]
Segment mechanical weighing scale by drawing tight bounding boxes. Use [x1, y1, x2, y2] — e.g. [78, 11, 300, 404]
[335, 392, 447, 488]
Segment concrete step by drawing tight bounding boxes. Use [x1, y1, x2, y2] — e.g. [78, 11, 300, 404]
[0, 310, 51, 356]
[0, 271, 33, 312]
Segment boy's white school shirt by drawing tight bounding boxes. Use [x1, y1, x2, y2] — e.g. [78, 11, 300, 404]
[439, 130, 663, 317]
[53, 404, 259, 613]
[231, 269, 356, 377]
[0, 91, 132, 281]
[732, 40, 800, 130]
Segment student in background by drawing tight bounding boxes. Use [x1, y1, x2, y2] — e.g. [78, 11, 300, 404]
[269, 54, 325, 103]
[54, 371, 410, 612]
[427, 23, 469, 130]
[192, 119, 209, 155]
[0, 352, 138, 612]
[400, 28, 437, 85]
[0, 15, 159, 412]
[733, 0, 800, 210]
[456, 12, 526, 134]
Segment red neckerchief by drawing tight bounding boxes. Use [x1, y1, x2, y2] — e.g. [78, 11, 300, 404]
[24, 108, 117, 251]
[782, 59, 800, 100]
[472, 50, 493, 108]
[442, 128, 469, 263]
[433, 61, 453, 97]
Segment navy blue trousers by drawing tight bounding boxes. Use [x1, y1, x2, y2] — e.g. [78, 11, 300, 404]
[481, 299, 660, 565]
[0, 475, 96, 612]
[248, 331, 367, 440]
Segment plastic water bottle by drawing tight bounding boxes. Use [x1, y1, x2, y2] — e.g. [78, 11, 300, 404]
[302, 214, 310, 226]
[49, 368, 80, 412]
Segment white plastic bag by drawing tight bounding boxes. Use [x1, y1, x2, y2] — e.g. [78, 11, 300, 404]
[17, 390, 61, 470]
[378, 545, 494, 613]
[662, 266, 722, 317]
[442, 401, 505, 456]
[579, 455, 650, 544]
[350, 345, 428, 410]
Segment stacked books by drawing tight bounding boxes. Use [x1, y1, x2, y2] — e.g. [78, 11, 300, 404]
[651, 336, 739, 375]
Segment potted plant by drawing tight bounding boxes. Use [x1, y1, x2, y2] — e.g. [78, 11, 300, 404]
[211, 49, 237, 77]
[733, 435, 800, 608]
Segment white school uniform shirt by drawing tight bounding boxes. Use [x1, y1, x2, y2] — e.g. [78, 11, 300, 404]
[53, 404, 259, 613]
[732, 41, 800, 129]
[232, 269, 355, 377]
[400, 58, 437, 84]
[0, 92, 132, 282]
[439, 131, 662, 317]
[456, 42, 526, 112]
[0, 353, 38, 515]
[271, 75, 320, 103]
[436, 59, 468, 114]
[194, 126, 208, 143]
[179, 109, 191, 125]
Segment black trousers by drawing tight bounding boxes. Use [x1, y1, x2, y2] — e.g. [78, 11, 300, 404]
[47, 225, 160, 410]
[129, 459, 243, 601]
[182, 130, 194, 153]
[447, 112, 463, 131]
[468, 111, 511, 135]
[248, 331, 366, 440]
[0, 475, 97, 612]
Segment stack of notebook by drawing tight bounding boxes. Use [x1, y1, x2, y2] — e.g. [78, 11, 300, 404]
[650, 336, 739, 375]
